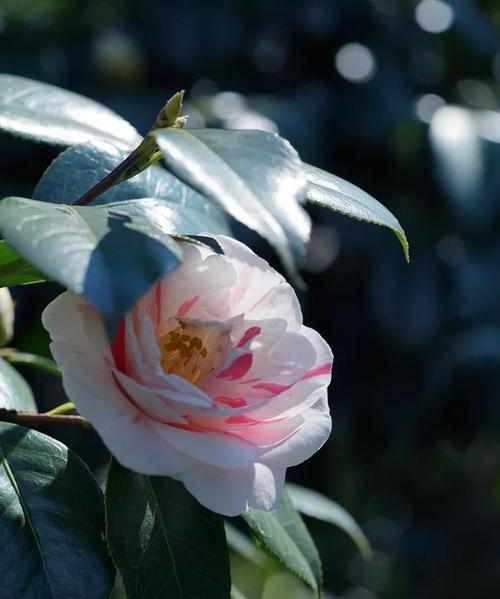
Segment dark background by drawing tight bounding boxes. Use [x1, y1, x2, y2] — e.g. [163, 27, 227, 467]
[1, 1, 500, 597]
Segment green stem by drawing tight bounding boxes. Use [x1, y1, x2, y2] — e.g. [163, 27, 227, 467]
[72, 136, 157, 206]
[45, 402, 75, 416]
[0, 349, 61, 377]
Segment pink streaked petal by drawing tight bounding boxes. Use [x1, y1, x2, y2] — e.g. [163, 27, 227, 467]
[215, 396, 247, 408]
[302, 363, 332, 380]
[225, 414, 260, 425]
[252, 382, 292, 397]
[236, 326, 261, 348]
[112, 319, 126, 373]
[177, 294, 200, 317]
[216, 353, 253, 381]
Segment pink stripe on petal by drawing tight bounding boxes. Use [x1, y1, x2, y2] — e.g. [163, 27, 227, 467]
[177, 294, 200, 317]
[111, 319, 126, 373]
[215, 396, 247, 408]
[249, 287, 273, 312]
[236, 326, 261, 348]
[252, 382, 292, 396]
[302, 363, 332, 380]
[216, 353, 253, 380]
[155, 282, 162, 327]
[225, 414, 260, 425]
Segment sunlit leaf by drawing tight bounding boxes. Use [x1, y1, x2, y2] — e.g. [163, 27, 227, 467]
[0, 357, 36, 412]
[287, 483, 373, 560]
[0, 197, 182, 335]
[34, 139, 231, 235]
[156, 128, 310, 278]
[106, 460, 231, 599]
[304, 163, 409, 261]
[0, 423, 114, 598]
[242, 490, 322, 596]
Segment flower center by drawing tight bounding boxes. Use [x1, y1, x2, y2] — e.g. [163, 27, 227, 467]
[157, 317, 230, 386]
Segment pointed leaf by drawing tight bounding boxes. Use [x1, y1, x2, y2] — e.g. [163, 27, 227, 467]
[0, 357, 36, 411]
[105, 460, 231, 599]
[0, 423, 114, 599]
[0, 74, 141, 148]
[33, 139, 230, 234]
[304, 163, 409, 261]
[287, 483, 373, 560]
[0, 240, 46, 287]
[155, 128, 310, 277]
[242, 490, 322, 595]
[0, 197, 182, 334]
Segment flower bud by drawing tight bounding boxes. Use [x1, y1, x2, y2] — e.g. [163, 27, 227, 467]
[0, 288, 14, 346]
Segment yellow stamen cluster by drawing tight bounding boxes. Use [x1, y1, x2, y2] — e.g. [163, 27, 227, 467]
[157, 318, 230, 387]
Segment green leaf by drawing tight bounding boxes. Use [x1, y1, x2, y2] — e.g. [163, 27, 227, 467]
[0, 356, 36, 411]
[0, 197, 182, 334]
[0, 74, 141, 148]
[303, 163, 410, 262]
[2, 351, 61, 377]
[105, 460, 231, 599]
[33, 139, 231, 235]
[242, 490, 322, 596]
[0, 423, 114, 598]
[0, 240, 46, 287]
[155, 128, 310, 278]
[286, 483, 373, 560]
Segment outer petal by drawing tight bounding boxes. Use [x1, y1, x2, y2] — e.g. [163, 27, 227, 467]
[42, 291, 109, 360]
[181, 462, 286, 516]
[59, 354, 194, 476]
[260, 394, 332, 468]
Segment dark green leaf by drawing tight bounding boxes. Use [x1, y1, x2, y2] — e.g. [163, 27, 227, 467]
[0, 197, 182, 334]
[0, 240, 46, 287]
[155, 128, 310, 277]
[33, 139, 231, 234]
[2, 351, 61, 378]
[0, 356, 36, 411]
[105, 460, 231, 599]
[242, 490, 322, 595]
[304, 163, 410, 262]
[0, 423, 114, 599]
[286, 483, 373, 560]
[0, 74, 140, 148]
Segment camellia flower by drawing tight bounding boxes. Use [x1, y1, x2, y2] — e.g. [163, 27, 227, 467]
[42, 236, 332, 516]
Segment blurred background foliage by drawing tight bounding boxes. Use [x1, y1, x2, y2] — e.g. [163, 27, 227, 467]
[1, 0, 500, 597]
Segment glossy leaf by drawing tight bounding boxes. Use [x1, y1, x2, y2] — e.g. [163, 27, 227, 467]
[304, 163, 409, 262]
[0, 357, 36, 411]
[156, 128, 310, 277]
[287, 483, 373, 560]
[242, 490, 322, 595]
[0, 74, 141, 148]
[0, 423, 114, 599]
[105, 460, 231, 599]
[0, 197, 182, 334]
[34, 139, 231, 234]
[0, 240, 46, 287]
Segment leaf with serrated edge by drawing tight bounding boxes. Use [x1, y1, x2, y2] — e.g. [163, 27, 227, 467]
[155, 128, 310, 279]
[0, 197, 182, 335]
[0, 423, 114, 599]
[0, 357, 37, 411]
[0, 74, 140, 148]
[287, 483, 373, 560]
[304, 162, 409, 262]
[242, 490, 322, 595]
[105, 460, 231, 599]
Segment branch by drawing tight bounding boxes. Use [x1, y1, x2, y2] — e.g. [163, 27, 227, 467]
[0, 409, 89, 427]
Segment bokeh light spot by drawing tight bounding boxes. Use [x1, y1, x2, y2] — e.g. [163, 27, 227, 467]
[335, 43, 376, 83]
[415, 0, 454, 34]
